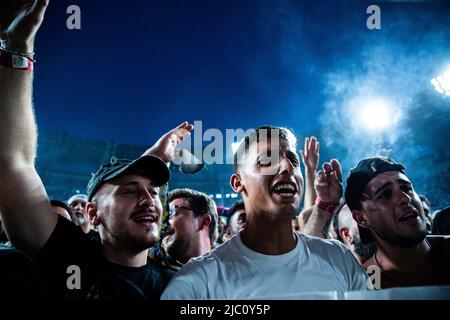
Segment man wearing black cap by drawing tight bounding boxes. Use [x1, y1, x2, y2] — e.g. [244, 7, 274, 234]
[345, 156, 450, 288]
[0, 0, 193, 299]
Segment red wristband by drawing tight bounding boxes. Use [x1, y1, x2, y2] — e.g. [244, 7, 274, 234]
[0, 49, 33, 70]
[315, 197, 337, 214]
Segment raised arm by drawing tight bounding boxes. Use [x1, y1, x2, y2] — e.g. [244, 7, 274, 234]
[0, 0, 56, 255]
[303, 159, 342, 238]
[300, 136, 319, 209]
[142, 121, 193, 163]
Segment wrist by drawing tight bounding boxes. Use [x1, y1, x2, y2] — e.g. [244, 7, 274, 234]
[315, 197, 338, 214]
[1, 39, 34, 56]
[0, 49, 34, 70]
[305, 166, 318, 174]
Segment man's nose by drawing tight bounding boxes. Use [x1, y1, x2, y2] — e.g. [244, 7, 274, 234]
[279, 157, 294, 175]
[139, 190, 155, 207]
[396, 188, 412, 205]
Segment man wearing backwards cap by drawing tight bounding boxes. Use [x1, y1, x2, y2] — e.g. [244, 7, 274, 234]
[345, 156, 450, 288]
[0, 0, 194, 299]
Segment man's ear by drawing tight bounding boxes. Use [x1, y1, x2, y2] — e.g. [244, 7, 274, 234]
[352, 210, 370, 229]
[87, 202, 101, 227]
[339, 227, 352, 244]
[199, 214, 212, 231]
[230, 173, 244, 193]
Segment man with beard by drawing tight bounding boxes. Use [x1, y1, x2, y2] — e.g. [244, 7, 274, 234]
[345, 157, 450, 288]
[0, 0, 193, 299]
[333, 203, 376, 264]
[162, 126, 367, 299]
[155, 189, 218, 271]
[67, 194, 91, 233]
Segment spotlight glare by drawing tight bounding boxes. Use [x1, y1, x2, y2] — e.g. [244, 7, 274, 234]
[431, 68, 450, 96]
[358, 99, 392, 131]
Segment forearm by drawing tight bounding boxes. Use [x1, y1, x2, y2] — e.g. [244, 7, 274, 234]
[303, 168, 317, 209]
[0, 65, 36, 167]
[302, 205, 332, 238]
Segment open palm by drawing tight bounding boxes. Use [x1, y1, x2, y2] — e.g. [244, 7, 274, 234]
[0, 0, 49, 52]
[144, 121, 194, 163]
[314, 159, 343, 204]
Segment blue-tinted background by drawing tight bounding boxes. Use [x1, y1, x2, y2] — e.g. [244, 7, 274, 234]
[33, 0, 450, 209]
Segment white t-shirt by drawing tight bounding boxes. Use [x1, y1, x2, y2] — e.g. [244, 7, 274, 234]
[161, 231, 368, 300]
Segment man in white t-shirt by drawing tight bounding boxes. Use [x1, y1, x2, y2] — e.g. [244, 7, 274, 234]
[162, 126, 367, 299]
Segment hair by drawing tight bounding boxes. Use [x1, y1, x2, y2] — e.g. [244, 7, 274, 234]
[168, 188, 218, 243]
[332, 200, 349, 243]
[0, 217, 9, 243]
[227, 200, 245, 225]
[431, 206, 450, 235]
[233, 125, 297, 173]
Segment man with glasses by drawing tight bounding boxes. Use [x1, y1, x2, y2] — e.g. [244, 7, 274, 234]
[153, 189, 218, 271]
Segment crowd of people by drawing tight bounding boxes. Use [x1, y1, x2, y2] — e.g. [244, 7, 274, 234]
[0, 0, 449, 300]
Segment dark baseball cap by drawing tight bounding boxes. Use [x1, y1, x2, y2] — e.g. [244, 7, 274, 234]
[344, 156, 406, 244]
[87, 156, 170, 201]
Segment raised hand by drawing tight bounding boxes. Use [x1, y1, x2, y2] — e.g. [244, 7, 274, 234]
[0, 0, 49, 53]
[144, 121, 194, 163]
[300, 136, 319, 172]
[314, 159, 342, 204]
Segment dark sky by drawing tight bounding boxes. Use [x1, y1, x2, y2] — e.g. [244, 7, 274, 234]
[32, 0, 380, 144]
[32, 0, 450, 206]
[33, 0, 449, 141]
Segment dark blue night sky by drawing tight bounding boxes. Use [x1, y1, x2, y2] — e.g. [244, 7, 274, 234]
[33, 0, 389, 143]
[31, 0, 449, 207]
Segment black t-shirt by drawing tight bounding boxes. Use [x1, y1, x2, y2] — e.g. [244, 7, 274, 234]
[0, 248, 44, 299]
[36, 216, 174, 300]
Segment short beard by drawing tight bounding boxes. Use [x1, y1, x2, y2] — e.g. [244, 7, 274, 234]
[167, 234, 194, 263]
[102, 228, 158, 254]
[74, 211, 86, 226]
[373, 224, 427, 248]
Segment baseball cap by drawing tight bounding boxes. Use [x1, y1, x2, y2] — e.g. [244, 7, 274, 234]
[87, 156, 170, 201]
[344, 156, 405, 244]
[67, 194, 88, 205]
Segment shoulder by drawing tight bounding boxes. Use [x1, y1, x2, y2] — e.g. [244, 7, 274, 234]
[188, 240, 233, 267]
[172, 238, 236, 280]
[37, 216, 100, 264]
[297, 232, 361, 271]
[147, 259, 175, 277]
[47, 216, 93, 246]
[299, 232, 351, 255]
[427, 235, 450, 254]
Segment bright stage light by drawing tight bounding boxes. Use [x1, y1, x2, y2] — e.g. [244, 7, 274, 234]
[357, 99, 392, 131]
[431, 68, 450, 96]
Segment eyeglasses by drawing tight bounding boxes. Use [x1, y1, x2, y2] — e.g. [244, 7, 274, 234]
[168, 205, 198, 218]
